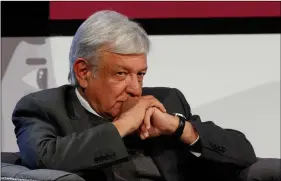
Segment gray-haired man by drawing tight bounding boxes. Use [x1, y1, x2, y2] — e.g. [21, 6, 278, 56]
[12, 10, 257, 181]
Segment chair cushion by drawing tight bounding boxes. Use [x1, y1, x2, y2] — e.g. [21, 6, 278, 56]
[239, 158, 281, 181]
[1, 163, 85, 181]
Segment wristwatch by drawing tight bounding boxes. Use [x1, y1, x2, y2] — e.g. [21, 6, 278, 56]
[171, 113, 186, 139]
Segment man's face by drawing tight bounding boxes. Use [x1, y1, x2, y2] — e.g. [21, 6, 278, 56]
[85, 51, 147, 119]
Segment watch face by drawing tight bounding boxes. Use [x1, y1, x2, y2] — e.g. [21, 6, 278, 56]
[172, 113, 186, 119]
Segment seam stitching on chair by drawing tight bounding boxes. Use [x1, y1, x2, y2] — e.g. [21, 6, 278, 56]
[1, 176, 38, 181]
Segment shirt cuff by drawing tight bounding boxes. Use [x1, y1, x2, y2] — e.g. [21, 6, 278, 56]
[190, 135, 200, 146]
[189, 135, 201, 157]
[190, 151, 202, 157]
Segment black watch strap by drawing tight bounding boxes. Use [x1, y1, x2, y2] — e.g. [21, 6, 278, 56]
[172, 113, 186, 139]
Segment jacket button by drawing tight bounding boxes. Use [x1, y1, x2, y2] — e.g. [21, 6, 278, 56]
[94, 157, 100, 163]
[109, 152, 116, 159]
[100, 156, 105, 161]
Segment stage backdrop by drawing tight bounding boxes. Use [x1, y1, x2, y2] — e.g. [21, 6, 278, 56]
[1, 2, 280, 159]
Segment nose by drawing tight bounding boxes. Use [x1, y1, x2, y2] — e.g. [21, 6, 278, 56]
[126, 74, 142, 97]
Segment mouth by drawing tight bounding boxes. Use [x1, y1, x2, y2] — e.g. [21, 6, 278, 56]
[113, 101, 124, 109]
[118, 97, 129, 102]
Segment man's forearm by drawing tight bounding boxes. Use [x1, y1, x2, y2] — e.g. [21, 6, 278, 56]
[187, 120, 257, 167]
[112, 121, 129, 138]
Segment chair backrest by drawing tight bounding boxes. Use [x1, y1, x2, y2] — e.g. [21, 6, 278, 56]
[1, 152, 22, 165]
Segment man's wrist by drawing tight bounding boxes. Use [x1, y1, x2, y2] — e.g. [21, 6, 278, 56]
[167, 114, 180, 134]
[112, 119, 131, 138]
[167, 114, 198, 144]
[180, 121, 199, 145]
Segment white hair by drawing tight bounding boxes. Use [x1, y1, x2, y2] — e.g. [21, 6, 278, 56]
[68, 10, 150, 86]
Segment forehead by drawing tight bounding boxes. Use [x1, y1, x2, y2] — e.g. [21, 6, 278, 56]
[100, 51, 147, 71]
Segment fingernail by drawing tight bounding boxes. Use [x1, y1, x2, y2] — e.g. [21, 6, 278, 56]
[144, 132, 149, 137]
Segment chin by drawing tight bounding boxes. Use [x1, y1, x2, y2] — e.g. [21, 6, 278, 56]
[110, 108, 121, 119]
[111, 110, 120, 118]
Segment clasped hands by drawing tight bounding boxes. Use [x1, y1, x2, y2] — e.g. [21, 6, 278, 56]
[113, 96, 181, 140]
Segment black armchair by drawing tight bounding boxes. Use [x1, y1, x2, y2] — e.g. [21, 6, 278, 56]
[239, 157, 280, 181]
[1, 152, 280, 181]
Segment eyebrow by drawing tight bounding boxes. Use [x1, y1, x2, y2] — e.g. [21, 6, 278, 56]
[140, 67, 148, 71]
[115, 65, 148, 72]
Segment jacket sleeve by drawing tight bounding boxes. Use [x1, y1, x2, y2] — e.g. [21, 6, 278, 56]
[173, 88, 257, 168]
[12, 94, 129, 172]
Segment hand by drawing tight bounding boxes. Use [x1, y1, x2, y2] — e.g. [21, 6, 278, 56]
[140, 108, 199, 144]
[139, 107, 179, 140]
[113, 96, 166, 137]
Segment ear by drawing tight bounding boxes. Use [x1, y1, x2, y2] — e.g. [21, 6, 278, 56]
[73, 58, 92, 88]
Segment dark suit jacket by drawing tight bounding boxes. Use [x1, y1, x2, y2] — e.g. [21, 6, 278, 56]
[12, 85, 257, 181]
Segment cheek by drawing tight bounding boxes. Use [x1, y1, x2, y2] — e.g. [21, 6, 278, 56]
[109, 80, 127, 95]
[104, 80, 127, 104]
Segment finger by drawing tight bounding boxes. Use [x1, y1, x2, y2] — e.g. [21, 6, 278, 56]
[139, 123, 149, 139]
[149, 99, 166, 113]
[144, 107, 154, 129]
[138, 124, 146, 140]
[143, 132, 149, 139]
[142, 96, 165, 112]
[141, 123, 148, 133]
[140, 132, 147, 140]
[140, 126, 149, 139]
[140, 133, 144, 140]
[139, 123, 148, 137]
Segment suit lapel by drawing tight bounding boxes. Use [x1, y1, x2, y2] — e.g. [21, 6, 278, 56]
[64, 86, 108, 132]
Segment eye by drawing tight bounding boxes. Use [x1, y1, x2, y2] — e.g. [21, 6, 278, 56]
[116, 72, 127, 76]
[137, 72, 146, 82]
[137, 72, 146, 77]
[115, 72, 128, 80]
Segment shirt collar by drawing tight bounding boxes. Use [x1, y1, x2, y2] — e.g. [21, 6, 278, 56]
[75, 88, 103, 118]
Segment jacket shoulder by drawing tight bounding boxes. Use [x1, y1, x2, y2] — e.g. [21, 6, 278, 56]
[142, 86, 172, 95]
[142, 87, 185, 95]
[15, 84, 73, 108]
[142, 87, 184, 102]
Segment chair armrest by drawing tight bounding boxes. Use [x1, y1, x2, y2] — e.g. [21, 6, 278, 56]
[1, 163, 85, 181]
[239, 158, 281, 181]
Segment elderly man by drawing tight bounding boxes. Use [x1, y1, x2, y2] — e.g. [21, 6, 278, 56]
[12, 10, 257, 181]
